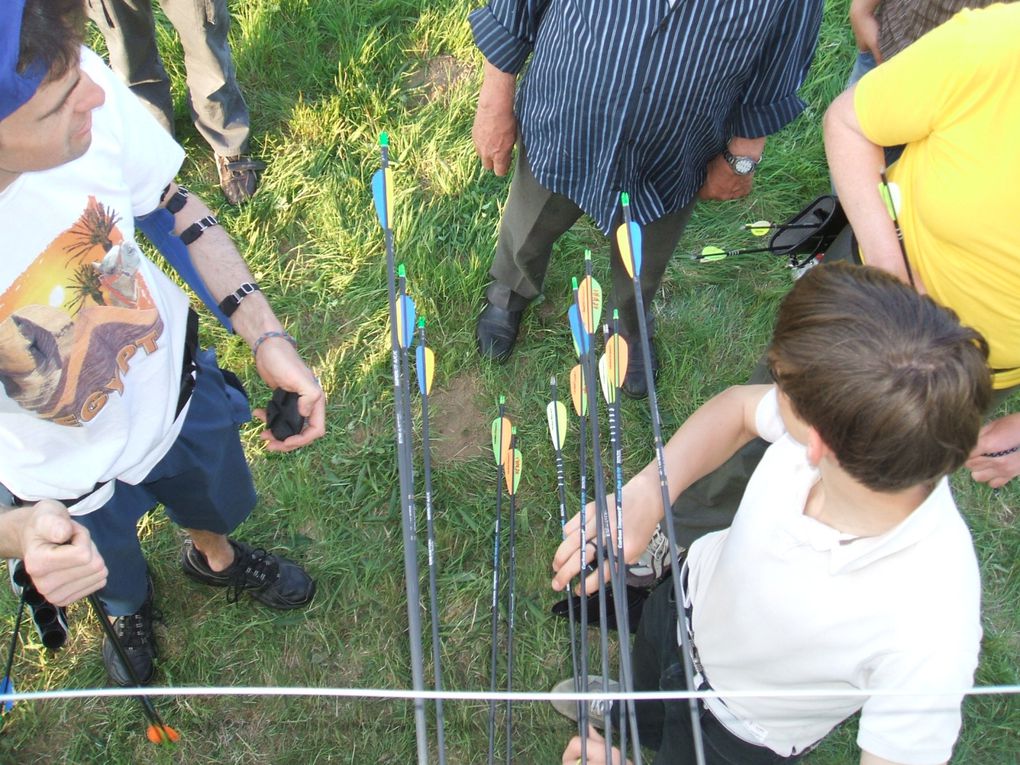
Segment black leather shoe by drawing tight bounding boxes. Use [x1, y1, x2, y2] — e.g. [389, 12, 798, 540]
[182, 539, 315, 610]
[622, 332, 658, 399]
[216, 154, 265, 206]
[101, 579, 157, 687]
[476, 301, 524, 362]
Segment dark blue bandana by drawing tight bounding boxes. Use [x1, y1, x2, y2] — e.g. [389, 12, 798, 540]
[0, 0, 47, 121]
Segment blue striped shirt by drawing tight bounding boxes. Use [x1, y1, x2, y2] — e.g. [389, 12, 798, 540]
[470, 0, 823, 232]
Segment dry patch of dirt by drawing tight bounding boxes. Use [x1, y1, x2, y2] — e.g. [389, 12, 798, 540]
[405, 55, 472, 106]
[427, 371, 487, 464]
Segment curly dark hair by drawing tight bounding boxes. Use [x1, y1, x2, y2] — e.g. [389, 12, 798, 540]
[18, 0, 85, 82]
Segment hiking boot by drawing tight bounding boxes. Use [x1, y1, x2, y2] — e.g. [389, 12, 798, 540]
[216, 154, 265, 206]
[181, 539, 315, 610]
[551, 675, 620, 729]
[626, 525, 673, 589]
[101, 579, 157, 687]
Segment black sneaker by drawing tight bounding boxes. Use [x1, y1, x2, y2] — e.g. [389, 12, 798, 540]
[181, 539, 315, 610]
[101, 579, 157, 687]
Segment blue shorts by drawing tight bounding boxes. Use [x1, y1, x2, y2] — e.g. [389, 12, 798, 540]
[77, 347, 256, 615]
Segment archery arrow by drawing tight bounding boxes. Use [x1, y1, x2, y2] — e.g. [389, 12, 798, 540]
[416, 318, 446, 765]
[568, 362, 591, 757]
[504, 428, 522, 764]
[88, 595, 180, 744]
[375, 133, 430, 765]
[547, 377, 582, 740]
[487, 399, 509, 765]
[617, 192, 704, 765]
[571, 273, 618, 764]
[693, 243, 773, 262]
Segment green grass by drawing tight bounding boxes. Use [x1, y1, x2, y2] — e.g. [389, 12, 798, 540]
[1, 0, 1017, 762]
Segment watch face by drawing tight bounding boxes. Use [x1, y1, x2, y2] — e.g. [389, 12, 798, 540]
[734, 156, 756, 174]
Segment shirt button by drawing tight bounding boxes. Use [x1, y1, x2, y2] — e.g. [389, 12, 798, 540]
[643, 86, 651, 94]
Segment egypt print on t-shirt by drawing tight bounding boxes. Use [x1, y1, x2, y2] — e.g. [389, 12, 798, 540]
[0, 196, 164, 426]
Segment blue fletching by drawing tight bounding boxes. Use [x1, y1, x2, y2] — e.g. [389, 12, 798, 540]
[1, 675, 14, 714]
[371, 168, 388, 229]
[568, 303, 590, 355]
[398, 294, 416, 349]
[628, 220, 643, 277]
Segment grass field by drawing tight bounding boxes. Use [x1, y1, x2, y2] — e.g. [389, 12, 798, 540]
[1, 0, 1017, 762]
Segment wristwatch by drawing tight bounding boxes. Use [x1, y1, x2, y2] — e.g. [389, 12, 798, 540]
[723, 148, 761, 176]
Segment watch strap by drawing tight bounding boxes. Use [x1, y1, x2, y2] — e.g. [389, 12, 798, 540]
[723, 148, 761, 175]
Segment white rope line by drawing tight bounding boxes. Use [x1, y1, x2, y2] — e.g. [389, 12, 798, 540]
[1, 684, 1018, 705]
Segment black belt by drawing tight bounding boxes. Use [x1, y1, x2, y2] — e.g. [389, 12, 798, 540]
[176, 308, 199, 418]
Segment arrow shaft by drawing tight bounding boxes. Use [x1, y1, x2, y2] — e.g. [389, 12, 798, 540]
[550, 383, 582, 741]
[504, 433, 519, 765]
[573, 281, 617, 764]
[622, 200, 705, 765]
[417, 328, 447, 765]
[88, 595, 172, 739]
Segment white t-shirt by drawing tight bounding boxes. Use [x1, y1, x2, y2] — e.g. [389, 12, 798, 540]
[0, 48, 188, 514]
[685, 388, 981, 763]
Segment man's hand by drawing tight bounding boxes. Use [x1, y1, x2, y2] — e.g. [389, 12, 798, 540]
[698, 137, 764, 201]
[252, 337, 326, 453]
[473, 60, 517, 176]
[562, 727, 631, 764]
[551, 473, 662, 595]
[18, 501, 107, 606]
[965, 413, 1020, 488]
[698, 153, 755, 200]
[850, 0, 883, 62]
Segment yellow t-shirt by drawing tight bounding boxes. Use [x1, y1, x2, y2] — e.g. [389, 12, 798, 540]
[855, 4, 1020, 389]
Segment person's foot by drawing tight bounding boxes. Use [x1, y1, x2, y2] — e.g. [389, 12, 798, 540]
[625, 525, 673, 588]
[621, 331, 658, 399]
[551, 675, 620, 729]
[101, 579, 157, 687]
[216, 154, 265, 206]
[476, 300, 525, 362]
[181, 539, 315, 610]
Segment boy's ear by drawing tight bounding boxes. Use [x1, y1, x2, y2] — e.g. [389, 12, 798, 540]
[806, 426, 831, 467]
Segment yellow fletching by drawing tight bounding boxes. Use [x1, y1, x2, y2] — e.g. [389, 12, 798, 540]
[503, 448, 522, 494]
[570, 364, 588, 416]
[616, 224, 635, 279]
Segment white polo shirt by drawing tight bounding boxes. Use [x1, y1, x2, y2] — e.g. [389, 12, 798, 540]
[684, 388, 981, 764]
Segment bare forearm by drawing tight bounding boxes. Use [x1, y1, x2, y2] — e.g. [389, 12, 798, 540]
[631, 384, 767, 519]
[824, 89, 912, 283]
[161, 183, 284, 347]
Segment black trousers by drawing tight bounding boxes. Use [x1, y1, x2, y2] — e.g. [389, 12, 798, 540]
[630, 580, 804, 764]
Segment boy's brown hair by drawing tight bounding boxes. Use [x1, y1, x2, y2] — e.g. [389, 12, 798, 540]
[767, 262, 991, 492]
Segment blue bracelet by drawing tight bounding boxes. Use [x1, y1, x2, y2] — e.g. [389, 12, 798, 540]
[252, 330, 297, 359]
